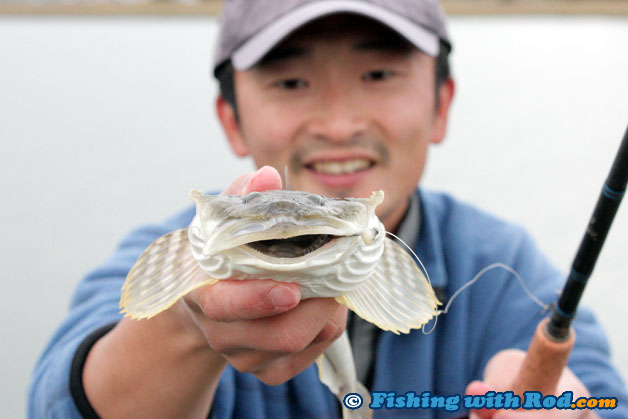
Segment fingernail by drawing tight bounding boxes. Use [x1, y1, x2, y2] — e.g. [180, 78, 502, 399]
[257, 165, 274, 172]
[270, 285, 299, 309]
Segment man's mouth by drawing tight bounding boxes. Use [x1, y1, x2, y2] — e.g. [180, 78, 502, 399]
[307, 158, 375, 175]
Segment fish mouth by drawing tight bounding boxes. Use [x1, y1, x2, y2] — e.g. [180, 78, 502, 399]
[199, 218, 358, 257]
[245, 234, 338, 258]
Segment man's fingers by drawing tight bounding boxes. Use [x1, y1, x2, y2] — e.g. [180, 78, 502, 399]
[221, 171, 254, 195]
[220, 332, 333, 377]
[249, 336, 340, 386]
[466, 380, 494, 419]
[222, 166, 283, 196]
[216, 302, 346, 383]
[242, 165, 282, 194]
[466, 348, 592, 419]
[483, 349, 526, 390]
[193, 279, 300, 322]
[206, 297, 345, 353]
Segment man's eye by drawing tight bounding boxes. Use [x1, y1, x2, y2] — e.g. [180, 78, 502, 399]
[362, 70, 393, 82]
[274, 79, 309, 90]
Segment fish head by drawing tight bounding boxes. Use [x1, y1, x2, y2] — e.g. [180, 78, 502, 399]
[187, 189, 386, 294]
[188, 189, 384, 258]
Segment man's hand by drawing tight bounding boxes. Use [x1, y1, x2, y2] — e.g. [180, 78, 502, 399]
[465, 349, 596, 418]
[179, 166, 348, 385]
[84, 166, 347, 418]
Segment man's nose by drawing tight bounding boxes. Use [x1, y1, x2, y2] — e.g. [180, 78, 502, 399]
[305, 87, 368, 143]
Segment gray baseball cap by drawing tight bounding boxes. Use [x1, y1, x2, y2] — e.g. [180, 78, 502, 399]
[213, 0, 451, 75]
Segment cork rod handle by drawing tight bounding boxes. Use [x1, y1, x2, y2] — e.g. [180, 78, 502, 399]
[511, 318, 575, 396]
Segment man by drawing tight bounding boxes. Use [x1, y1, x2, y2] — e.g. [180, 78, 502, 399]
[29, 1, 627, 418]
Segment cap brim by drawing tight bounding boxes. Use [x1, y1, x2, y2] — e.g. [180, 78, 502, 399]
[231, 0, 440, 71]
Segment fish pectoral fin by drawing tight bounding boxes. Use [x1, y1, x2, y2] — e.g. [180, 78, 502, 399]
[336, 237, 440, 334]
[120, 228, 217, 319]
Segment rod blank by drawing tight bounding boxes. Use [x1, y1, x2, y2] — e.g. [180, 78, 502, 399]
[549, 125, 628, 339]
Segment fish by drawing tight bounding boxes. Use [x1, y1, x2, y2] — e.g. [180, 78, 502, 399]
[120, 189, 440, 418]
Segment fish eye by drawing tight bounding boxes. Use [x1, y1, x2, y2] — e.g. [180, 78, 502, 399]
[361, 228, 379, 245]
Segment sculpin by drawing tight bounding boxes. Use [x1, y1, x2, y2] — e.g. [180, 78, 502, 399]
[120, 189, 440, 418]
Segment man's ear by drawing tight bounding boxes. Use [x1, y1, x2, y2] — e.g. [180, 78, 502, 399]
[431, 77, 455, 145]
[216, 95, 249, 157]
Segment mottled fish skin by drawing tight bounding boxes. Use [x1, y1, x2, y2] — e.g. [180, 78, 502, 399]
[196, 189, 370, 221]
[120, 189, 440, 419]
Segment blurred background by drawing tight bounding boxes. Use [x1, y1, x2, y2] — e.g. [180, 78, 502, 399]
[1, 1, 627, 417]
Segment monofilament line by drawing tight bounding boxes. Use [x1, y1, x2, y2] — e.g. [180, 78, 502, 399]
[440, 263, 550, 315]
[385, 231, 433, 288]
[385, 231, 550, 334]
[283, 165, 291, 191]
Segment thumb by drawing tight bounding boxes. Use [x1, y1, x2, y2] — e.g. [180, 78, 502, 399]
[466, 380, 494, 419]
[242, 165, 283, 194]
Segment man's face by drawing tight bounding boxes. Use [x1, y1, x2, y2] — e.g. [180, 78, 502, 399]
[218, 15, 453, 231]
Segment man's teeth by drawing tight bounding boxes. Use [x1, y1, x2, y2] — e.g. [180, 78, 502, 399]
[312, 159, 371, 175]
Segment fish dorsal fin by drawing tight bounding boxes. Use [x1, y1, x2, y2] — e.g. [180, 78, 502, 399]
[120, 228, 217, 319]
[335, 237, 440, 334]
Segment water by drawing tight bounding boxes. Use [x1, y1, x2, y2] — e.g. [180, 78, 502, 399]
[1, 16, 627, 418]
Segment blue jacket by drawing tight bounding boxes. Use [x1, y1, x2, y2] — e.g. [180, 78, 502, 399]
[28, 190, 627, 418]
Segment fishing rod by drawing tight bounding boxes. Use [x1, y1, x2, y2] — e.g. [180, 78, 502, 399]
[513, 124, 628, 395]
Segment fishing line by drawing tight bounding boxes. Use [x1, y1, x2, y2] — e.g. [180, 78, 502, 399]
[385, 231, 551, 334]
[284, 165, 291, 191]
[441, 263, 550, 315]
[386, 231, 434, 288]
